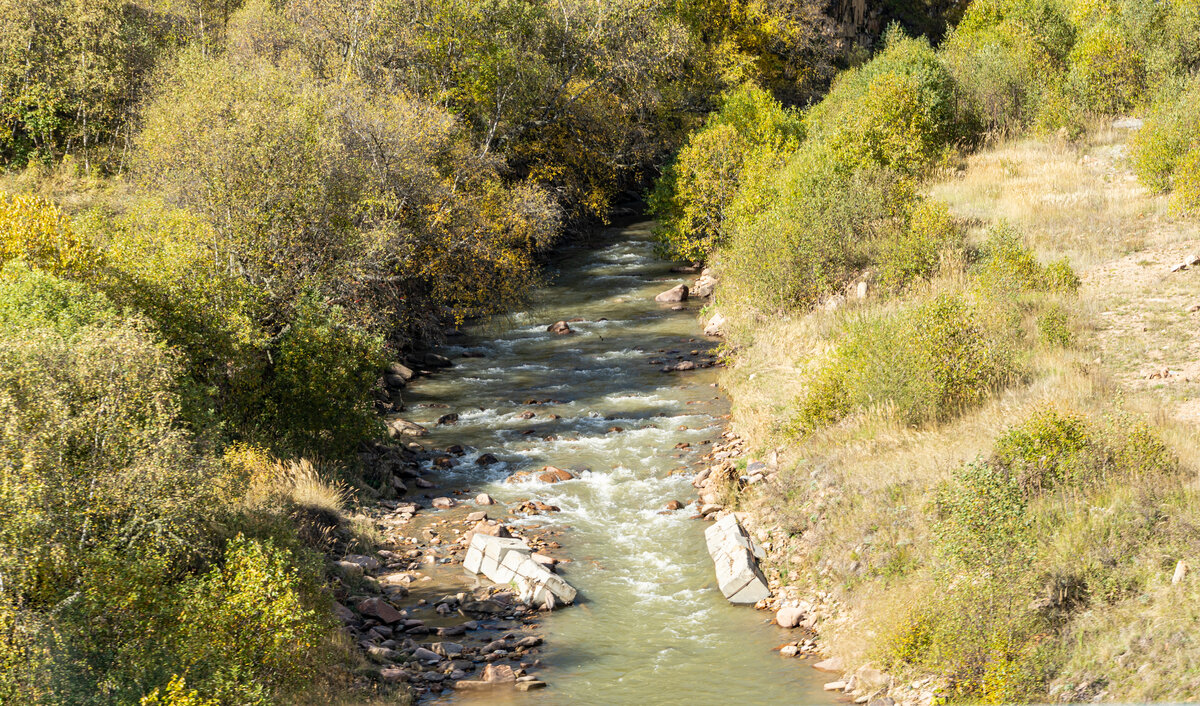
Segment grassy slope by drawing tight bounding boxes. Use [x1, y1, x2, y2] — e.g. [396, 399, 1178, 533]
[720, 124, 1200, 702]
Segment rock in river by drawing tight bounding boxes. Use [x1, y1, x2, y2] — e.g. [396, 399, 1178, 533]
[655, 283, 689, 302]
[547, 321, 572, 334]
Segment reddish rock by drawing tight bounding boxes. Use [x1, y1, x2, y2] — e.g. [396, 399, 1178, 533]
[537, 466, 575, 483]
[547, 321, 572, 334]
[357, 597, 403, 624]
[665, 500, 684, 511]
[432, 497, 456, 510]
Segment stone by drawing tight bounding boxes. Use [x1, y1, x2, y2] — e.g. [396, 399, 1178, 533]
[433, 641, 463, 657]
[466, 510, 488, 522]
[704, 514, 769, 604]
[699, 503, 722, 517]
[332, 601, 356, 623]
[383, 373, 407, 388]
[665, 500, 684, 510]
[432, 497, 456, 510]
[334, 560, 364, 579]
[780, 645, 799, 657]
[471, 520, 512, 538]
[673, 361, 696, 371]
[412, 647, 441, 662]
[343, 554, 381, 571]
[1174, 560, 1189, 584]
[538, 466, 575, 483]
[357, 597, 404, 624]
[386, 362, 416, 380]
[387, 418, 429, 438]
[476, 454, 499, 467]
[813, 657, 844, 673]
[453, 680, 495, 690]
[824, 681, 847, 692]
[437, 413, 459, 426]
[655, 284, 689, 302]
[692, 270, 717, 298]
[415, 477, 435, 488]
[379, 667, 409, 683]
[476, 492, 496, 504]
[462, 534, 576, 608]
[704, 312, 726, 337]
[515, 635, 542, 648]
[516, 681, 547, 691]
[482, 663, 517, 683]
[547, 321, 572, 334]
[776, 605, 806, 628]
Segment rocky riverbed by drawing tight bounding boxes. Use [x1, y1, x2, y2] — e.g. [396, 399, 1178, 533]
[331, 221, 838, 704]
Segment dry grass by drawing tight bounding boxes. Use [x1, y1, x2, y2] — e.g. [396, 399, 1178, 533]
[721, 124, 1200, 702]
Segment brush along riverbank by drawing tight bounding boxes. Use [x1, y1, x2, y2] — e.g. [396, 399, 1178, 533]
[700, 124, 1200, 704]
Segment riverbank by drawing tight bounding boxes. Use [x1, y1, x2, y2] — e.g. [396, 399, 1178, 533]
[334, 221, 838, 703]
[704, 125, 1200, 703]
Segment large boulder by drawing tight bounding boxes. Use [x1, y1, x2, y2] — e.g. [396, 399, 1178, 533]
[704, 312, 727, 337]
[704, 514, 770, 604]
[655, 284, 689, 302]
[547, 320, 572, 335]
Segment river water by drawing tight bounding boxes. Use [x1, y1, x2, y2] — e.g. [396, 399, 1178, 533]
[401, 221, 831, 704]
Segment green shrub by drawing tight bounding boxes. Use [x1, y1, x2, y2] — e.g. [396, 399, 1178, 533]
[175, 535, 334, 704]
[805, 28, 967, 176]
[877, 199, 964, 293]
[1130, 77, 1200, 196]
[976, 224, 1081, 294]
[1170, 144, 1200, 215]
[723, 162, 918, 311]
[649, 83, 803, 262]
[992, 405, 1177, 494]
[1065, 21, 1146, 114]
[267, 295, 385, 458]
[790, 293, 1018, 433]
[1036, 303, 1075, 347]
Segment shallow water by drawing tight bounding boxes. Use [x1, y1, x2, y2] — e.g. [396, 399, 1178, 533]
[403, 222, 832, 705]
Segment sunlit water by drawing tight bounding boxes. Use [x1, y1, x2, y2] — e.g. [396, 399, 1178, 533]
[402, 222, 831, 705]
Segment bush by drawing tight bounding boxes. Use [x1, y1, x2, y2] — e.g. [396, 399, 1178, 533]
[1065, 21, 1146, 114]
[723, 162, 918, 311]
[1036, 303, 1074, 347]
[1170, 144, 1200, 215]
[877, 199, 964, 293]
[266, 295, 385, 458]
[991, 405, 1178, 495]
[975, 224, 1081, 294]
[790, 293, 1018, 433]
[175, 535, 334, 704]
[1130, 78, 1200, 193]
[0, 192, 94, 275]
[803, 28, 967, 176]
[649, 83, 804, 262]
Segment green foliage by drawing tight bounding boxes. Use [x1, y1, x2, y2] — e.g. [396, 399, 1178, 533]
[1131, 79, 1200, 193]
[877, 199, 964, 293]
[139, 676, 218, 706]
[942, 0, 1072, 132]
[1172, 144, 1200, 215]
[724, 163, 919, 310]
[175, 535, 334, 704]
[975, 224, 1081, 294]
[804, 29, 966, 176]
[0, 192, 94, 275]
[993, 405, 1178, 496]
[1036, 303, 1074, 347]
[649, 82, 803, 262]
[1065, 21, 1146, 114]
[790, 294, 1018, 433]
[267, 295, 385, 457]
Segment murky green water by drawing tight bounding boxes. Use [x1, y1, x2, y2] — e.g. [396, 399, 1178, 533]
[403, 222, 831, 705]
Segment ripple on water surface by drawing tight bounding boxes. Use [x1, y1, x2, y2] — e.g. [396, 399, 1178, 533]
[404, 224, 831, 705]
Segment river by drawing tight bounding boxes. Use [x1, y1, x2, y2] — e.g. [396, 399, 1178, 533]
[400, 221, 832, 704]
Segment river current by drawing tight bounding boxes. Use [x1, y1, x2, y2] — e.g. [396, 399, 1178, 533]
[401, 221, 831, 704]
